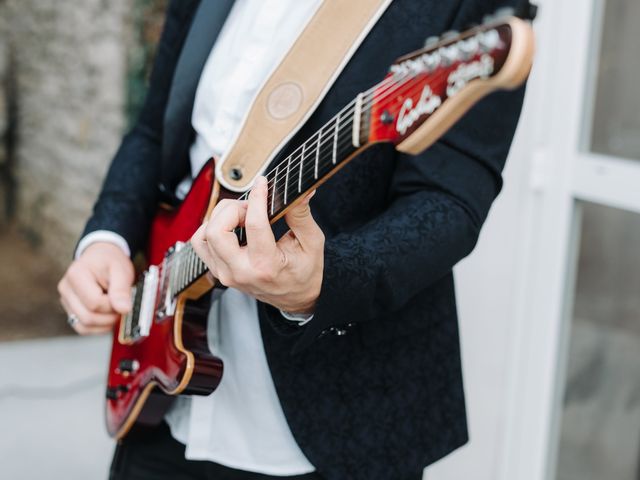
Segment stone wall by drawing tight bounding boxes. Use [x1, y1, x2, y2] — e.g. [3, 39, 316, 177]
[0, 0, 128, 268]
[0, 38, 12, 228]
[0, 0, 166, 270]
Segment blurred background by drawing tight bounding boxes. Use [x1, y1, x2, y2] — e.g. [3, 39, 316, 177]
[0, 0, 638, 479]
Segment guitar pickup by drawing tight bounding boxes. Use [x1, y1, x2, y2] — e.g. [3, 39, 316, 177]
[137, 266, 159, 337]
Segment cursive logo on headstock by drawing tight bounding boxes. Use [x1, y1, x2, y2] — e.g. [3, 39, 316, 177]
[446, 54, 495, 97]
[396, 85, 442, 135]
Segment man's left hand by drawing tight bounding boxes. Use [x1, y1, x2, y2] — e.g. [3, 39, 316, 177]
[192, 176, 324, 315]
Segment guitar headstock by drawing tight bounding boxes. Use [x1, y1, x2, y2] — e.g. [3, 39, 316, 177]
[364, 10, 535, 155]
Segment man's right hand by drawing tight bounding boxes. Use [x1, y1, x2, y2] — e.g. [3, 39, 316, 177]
[58, 242, 135, 335]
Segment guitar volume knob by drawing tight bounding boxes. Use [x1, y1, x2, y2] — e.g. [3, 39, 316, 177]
[106, 387, 119, 400]
[118, 359, 140, 374]
[106, 385, 130, 401]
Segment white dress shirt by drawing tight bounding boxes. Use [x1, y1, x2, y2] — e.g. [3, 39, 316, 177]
[80, 0, 322, 475]
[165, 1, 322, 473]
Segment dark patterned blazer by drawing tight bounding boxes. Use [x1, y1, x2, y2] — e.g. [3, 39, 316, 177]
[82, 0, 526, 478]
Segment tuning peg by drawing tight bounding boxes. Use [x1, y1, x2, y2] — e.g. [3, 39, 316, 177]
[459, 36, 480, 59]
[479, 29, 501, 51]
[440, 45, 461, 65]
[424, 36, 440, 49]
[483, 13, 495, 24]
[441, 30, 460, 42]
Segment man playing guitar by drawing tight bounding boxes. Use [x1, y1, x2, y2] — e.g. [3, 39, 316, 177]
[58, 0, 530, 478]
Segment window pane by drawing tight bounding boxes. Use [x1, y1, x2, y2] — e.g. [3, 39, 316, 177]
[590, 0, 640, 160]
[556, 203, 640, 480]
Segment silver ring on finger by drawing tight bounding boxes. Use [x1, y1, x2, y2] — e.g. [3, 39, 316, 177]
[67, 313, 79, 328]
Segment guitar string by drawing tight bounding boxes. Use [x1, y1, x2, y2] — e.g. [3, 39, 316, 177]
[130, 34, 510, 322]
[270, 70, 454, 195]
[264, 35, 509, 203]
[166, 37, 505, 291]
[260, 23, 509, 197]
[168, 60, 483, 292]
[263, 62, 464, 201]
[163, 74, 409, 284]
[165, 73, 410, 288]
[252, 48, 481, 201]
[167, 59, 480, 291]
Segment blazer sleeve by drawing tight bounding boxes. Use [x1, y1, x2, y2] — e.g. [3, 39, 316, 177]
[80, 0, 199, 256]
[292, 84, 526, 350]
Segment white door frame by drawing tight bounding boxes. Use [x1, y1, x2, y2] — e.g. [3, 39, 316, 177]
[502, 0, 640, 479]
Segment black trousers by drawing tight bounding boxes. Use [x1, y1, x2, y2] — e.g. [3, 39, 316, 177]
[109, 422, 323, 480]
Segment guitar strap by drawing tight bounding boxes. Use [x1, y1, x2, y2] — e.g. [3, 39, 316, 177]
[215, 0, 392, 192]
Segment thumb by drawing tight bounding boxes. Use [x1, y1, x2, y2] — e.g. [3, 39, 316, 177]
[108, 260, 135, 314]
[284, 190, 320, 247]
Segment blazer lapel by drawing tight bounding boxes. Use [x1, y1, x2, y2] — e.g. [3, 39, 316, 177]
[162, 0, 235, 185]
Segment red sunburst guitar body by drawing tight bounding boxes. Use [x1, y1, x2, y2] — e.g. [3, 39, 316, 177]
[104, 12, 536, 439]
[106, 160, 228, 438]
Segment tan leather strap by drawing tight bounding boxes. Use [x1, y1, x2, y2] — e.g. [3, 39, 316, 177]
[216, 0, 392, 192]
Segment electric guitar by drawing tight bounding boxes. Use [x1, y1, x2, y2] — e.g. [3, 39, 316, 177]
[106, 9, 536, 439]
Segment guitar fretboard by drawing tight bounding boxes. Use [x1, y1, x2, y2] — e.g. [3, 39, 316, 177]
[166, 94, 371, 296]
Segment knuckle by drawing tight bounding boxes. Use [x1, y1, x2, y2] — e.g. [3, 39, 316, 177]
[278, 250, 288, 269]
[231, 270, 247, 286]
[255, 267, 275, 283]
[119, 258, 134, 275]
[67, 261, 83, 278]
[204, 220, 217, 237]
[215, 199, 232, 212]
[252, 257, 276, 277]
[206, 229, 224, 246]
[207, 263, 218, 278]
[57, 279, 66, 296]
[192, 241, 204, 257]
[84, 296, 101, 313]
[216, 271, 231, 287]
[244, 218, 262, 232]
[81, 315, 97, 327]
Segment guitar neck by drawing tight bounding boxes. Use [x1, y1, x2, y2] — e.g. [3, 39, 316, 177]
[164, 95, 368, 298]
[166, 14, 534, 297]
[245, 99, 366, 228]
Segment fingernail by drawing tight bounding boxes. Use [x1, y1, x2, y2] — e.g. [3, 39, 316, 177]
[114, 296, 132, 311]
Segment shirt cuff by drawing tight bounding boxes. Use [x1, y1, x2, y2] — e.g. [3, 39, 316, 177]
[75, 230, 132, 260]
[279, 309, 314, 326]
